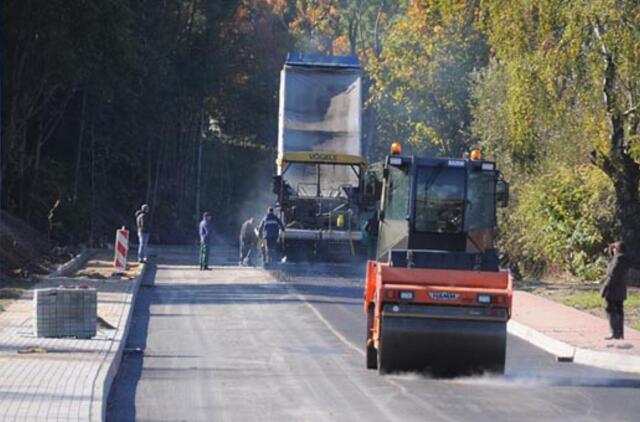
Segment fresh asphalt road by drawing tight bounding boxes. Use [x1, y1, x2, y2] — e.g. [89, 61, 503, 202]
[107, 247, 640, 422]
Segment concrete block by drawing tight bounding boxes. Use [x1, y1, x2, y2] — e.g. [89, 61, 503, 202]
[33, 287, 97, 338]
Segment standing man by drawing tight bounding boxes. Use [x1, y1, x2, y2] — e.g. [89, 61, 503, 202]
[135, 204, 150, 262]
[600, 241, 630, 340]
[258, 207, 284, 265]
[199, 212, 213, 271]
[239, 217, 257, 266]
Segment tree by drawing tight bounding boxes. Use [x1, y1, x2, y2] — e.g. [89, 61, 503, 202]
[367, 0, 489, 158]
[479, 0, 640, 258]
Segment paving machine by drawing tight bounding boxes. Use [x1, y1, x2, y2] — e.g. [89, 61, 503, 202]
[273, 53, 375, 261]
[364, 145, 511, 375]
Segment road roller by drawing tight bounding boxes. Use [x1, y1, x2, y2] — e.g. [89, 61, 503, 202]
[363, 144, 512, 376]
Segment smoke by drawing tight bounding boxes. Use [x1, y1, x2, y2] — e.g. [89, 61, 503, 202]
[235, 153, 277, 229]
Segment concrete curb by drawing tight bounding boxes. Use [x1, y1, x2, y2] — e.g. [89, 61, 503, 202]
[573, 347, 640, 374]
[508, 320, 640, 374]
[508, 320, 575, 361]
[91, 262, 148, 421]
[48, 248, 90, 278]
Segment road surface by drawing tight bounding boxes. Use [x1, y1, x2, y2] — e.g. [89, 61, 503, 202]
[107, 247, 640, 421]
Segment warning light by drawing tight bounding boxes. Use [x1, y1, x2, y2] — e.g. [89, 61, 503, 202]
[470, 149, 482, 161]
[391, 142, 402, 155]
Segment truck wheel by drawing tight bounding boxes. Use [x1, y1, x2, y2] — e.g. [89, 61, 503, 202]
[366, 308, 377, 369]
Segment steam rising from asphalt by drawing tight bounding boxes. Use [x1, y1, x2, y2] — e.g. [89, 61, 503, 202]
[448, 371, 640, 388]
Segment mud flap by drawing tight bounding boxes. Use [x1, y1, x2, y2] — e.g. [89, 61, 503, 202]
[378, 315, 506, 376]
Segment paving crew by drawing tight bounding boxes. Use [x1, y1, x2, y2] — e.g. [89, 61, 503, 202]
[239, 217, 258, 266]
[258, 207, 285, 265]
[600, 241, 630, 340]
[199, 212, 213, 271]
[135, 204, 150, 262]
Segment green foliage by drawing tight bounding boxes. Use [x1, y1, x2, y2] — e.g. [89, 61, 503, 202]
[471, 1, 640, 279]
[2, 0, 293, 244]
[559, 291, 603, 310]
[561, 290, 640, 310]
[368, 1, 488, 158]
[502, 164, 616, 279]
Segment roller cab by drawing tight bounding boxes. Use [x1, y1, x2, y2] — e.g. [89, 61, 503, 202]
[364, 148, 511, 375]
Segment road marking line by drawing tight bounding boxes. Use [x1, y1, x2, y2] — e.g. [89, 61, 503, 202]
[294, 291, 365, 357]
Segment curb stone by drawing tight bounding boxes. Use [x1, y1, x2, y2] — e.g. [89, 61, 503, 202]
[573, 347, 640, 374]
[48, 248, 90, 278]
[508, 320, 640, 375]
[507, 320, 575, 361]
[91, 261, 148, 421]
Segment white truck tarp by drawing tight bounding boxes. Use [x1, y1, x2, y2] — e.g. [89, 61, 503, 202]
[277, 64, 362, 197]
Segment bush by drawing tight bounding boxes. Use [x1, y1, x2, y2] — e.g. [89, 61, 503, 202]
[500, 164, 616, 280]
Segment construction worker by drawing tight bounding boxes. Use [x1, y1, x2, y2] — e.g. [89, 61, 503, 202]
[258, 207, 284, 265]
[600, 241, 630, 340]
[199, 212, 213, 271]
[135, 204, 150, 262]
[239, 217, 258, 266]
[364, 212, 379, 260]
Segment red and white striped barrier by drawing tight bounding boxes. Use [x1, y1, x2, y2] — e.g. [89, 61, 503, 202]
[114, 227, 129, 270]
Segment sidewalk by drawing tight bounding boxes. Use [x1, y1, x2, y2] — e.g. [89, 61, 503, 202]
[0, 262, 145, 421]
[509, 290, 640, 373]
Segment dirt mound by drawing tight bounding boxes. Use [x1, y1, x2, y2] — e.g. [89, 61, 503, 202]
[0, 211, 74, 277]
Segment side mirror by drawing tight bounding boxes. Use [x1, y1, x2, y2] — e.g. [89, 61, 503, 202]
[496, 180, 509, 208]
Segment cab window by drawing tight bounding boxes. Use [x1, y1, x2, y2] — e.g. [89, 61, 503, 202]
[385, 166, 411, 220]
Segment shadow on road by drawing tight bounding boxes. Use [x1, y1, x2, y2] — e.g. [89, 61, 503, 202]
[106, 263, 157, 422]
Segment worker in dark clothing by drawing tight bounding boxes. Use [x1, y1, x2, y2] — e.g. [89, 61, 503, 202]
[135, 204, 150, 262]
[258, 207, 285, 265]
[600, 241, 630, 340]
[239, 217, 258, 266]
[364, 213, 379, 260]
[199, 212, 213, 271]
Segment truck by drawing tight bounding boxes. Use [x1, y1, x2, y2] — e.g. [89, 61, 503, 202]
[272, 53, 374, 261]
[364, 144, 511, 375]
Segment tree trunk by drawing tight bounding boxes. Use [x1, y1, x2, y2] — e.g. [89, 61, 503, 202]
[73, 90, 87, 204]
[195, 110, 203, 222]
[89, 122, 96, 247]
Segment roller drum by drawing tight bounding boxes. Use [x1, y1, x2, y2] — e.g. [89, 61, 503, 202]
[378, 314, 506, 376]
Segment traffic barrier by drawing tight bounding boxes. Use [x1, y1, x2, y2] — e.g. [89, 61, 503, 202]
[114, 227, 129, 270]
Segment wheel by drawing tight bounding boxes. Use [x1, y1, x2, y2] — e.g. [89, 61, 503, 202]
[366, 307, 377, 369]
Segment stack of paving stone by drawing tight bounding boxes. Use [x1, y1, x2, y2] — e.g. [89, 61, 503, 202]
[33, 286, 97, 338]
